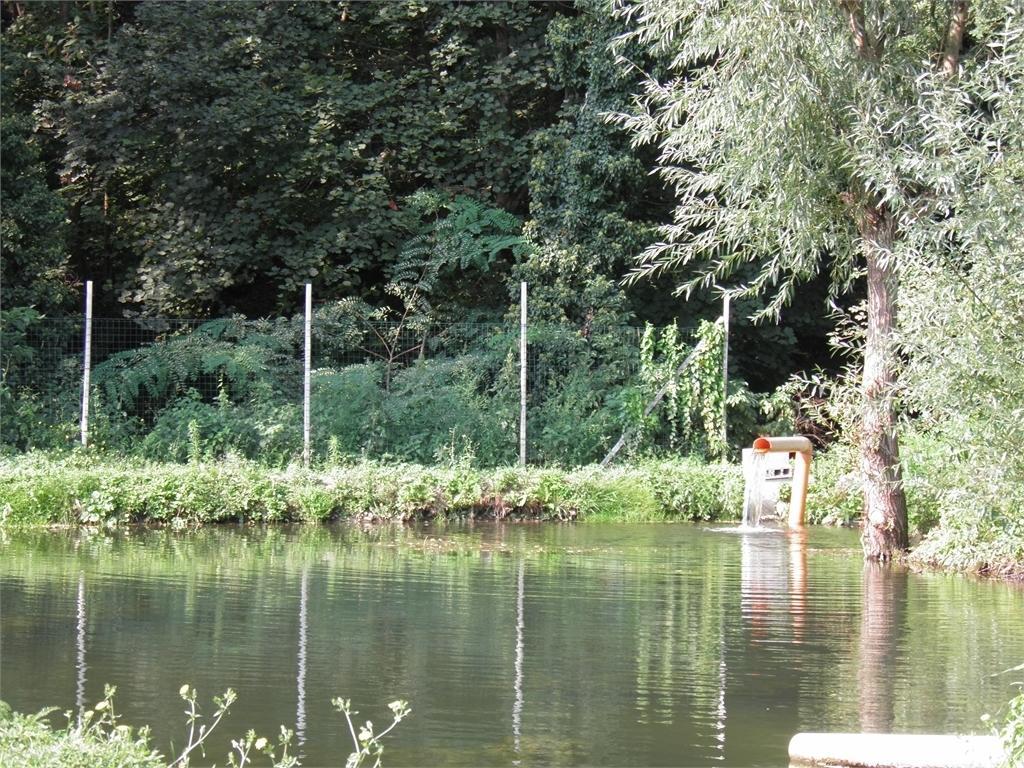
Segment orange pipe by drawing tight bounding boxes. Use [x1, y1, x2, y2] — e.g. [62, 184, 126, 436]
[752, 436, 813, 528]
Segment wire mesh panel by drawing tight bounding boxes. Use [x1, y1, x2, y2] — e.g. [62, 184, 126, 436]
[523, 322, 648, 465]
[311, 318, 519, 464]
[1, 316, 84, 450]
[308, 318, 651, 465]
[2, 300, 706, 466]
[84, 316, 304, 461]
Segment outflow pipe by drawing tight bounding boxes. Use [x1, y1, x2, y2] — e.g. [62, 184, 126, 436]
[752, 436, 813, 529]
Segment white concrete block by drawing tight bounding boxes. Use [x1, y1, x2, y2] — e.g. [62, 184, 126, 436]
[788, 732, 1005, 768]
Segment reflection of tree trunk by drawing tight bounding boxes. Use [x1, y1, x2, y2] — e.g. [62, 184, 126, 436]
[860, 203, 909, 560]
[858, 562, 906, 732]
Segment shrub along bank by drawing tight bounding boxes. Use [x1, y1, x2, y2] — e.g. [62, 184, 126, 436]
[0, 453, 743, 528]
[802, 439, 1024, 580]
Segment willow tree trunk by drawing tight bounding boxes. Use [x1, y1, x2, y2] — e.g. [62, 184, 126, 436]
[860, 204, 909, 560]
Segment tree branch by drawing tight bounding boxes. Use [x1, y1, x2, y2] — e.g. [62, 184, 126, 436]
[840, 0, 875, 61]
[940, 1, 969, 78]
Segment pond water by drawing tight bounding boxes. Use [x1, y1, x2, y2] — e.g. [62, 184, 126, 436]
[1, 523, 1022, 767]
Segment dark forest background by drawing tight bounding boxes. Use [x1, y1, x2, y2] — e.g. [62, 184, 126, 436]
[1, 0, 844, 393]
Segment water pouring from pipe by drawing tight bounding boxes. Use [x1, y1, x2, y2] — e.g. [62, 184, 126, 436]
[742, 436, 813, 529]
[742, 451, 770, 528]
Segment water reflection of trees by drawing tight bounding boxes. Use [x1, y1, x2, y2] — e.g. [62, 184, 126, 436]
[2, 525, 1023, 765]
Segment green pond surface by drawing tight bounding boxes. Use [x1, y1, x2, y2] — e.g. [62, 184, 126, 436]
[1, 523, 1022, 767]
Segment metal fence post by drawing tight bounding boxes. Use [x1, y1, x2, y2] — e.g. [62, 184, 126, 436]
[722, 293, 730, 456]
[519, 281, 527, 467]
[303, 283, 312, 467]
[80, 281, 93, 447]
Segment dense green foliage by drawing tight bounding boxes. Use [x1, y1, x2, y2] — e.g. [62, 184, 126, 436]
[894, 33, 1024, 576]
[3, 303, 785, 466]
[0, 0, 814, 475]
[0, 0, 833, 383]
[804, 439, 940, 535]
[0, 453, 742, 527]
[0, 699, 163, 768]
[0, 0, 592, 315]
[0, 101, 69, 314]
[32, 1, 558, 315]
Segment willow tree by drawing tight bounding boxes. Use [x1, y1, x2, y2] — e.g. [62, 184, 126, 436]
[614, 0, 998, 560]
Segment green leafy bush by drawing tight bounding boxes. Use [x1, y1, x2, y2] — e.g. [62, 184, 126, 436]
[376, 357, 510, 465]
[310, 364, 385, 456]
[530, 372, 620, 467]
[806, 441, 945, 534]
[0, 698, 163, 768]
[0, 683, 406, 768]
[997, 683, 1024, 768]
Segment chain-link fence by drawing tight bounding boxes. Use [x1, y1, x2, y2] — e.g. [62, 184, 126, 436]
[1, 287, 717, 467]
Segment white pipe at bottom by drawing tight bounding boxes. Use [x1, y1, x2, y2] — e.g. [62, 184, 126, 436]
[789, 733, 1004, 768]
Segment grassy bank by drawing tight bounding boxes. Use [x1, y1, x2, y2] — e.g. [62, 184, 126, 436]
[3, 449, 1020, 578]
[0, 453, 743, 528]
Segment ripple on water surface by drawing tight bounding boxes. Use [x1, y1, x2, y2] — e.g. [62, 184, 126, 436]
[1, 523, 1022, 767]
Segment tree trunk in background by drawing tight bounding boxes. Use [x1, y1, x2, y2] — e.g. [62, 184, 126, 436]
[941, 1, 969, 78]
[860, 203, 909, 560]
